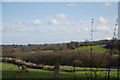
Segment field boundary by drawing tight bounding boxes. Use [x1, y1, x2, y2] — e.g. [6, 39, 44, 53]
[1, 57, 118, 72]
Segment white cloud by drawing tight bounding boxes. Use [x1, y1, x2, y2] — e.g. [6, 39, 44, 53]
[48, 28, 59, 32]
[62, 20, 70, 25]
[83, 27, 89, 31]
[50, 13, 89, 26]
[0, 24, 4, 32]
[66, 3, 77, 7]
[98, 16, 108, 24]
[106, 37, 112, 40]
[77, 19, 87, 24]
[0, 26, 2, 32]
[55, 13, 66, 19]
[16, 20, 43, 26]
[104, 2, 112, 7]
[16, 21, 25, 25]
[50, 13, 70, 25]
[75, 28, 80, 32]
[33, 19, 43, 25]
[50, 19, 70, 25]
[50, 19, 61, 25]
[96, 25, 111, 31]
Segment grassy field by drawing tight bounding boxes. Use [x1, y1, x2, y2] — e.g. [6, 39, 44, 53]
[29, 50, 54, 54]
[13, 48, 54, 53]
[27, 45, 119, 56]
[1, 62, 119, 79]
[75, 45, 119, 56]
[42, 50, 54, 52]
[29, 45, 108, 54]
[75, 45, 107, 53]
[1, 62, 71, 78]
[60, 66, 117, 71]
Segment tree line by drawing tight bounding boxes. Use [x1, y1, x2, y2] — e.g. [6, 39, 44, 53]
[2, 39, 120, 68]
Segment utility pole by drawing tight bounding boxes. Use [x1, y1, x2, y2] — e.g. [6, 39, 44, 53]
[90, 18, 94, 80]
[54, 55, 60, 80]
[108, 19, 118, 80]
[115, 18, 120, 80]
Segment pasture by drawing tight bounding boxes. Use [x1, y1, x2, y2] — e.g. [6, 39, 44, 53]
[75, 45, 106, 53]
[1, 40, 120, 79]
[1, 62, 119, 79]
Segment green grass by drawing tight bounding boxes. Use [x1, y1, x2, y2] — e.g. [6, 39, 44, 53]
[75, 45, 107, 53]
[76, 45, 120, 57]
[60, 66, 117, 71]
[1, 62, 72, 78]
[113, 54, 119, 56]
[42, 50, 54, 52]
[29, 50, 54, 54]
[13, 48, 18, 50]
[1, 62, 119, 79]
[29, 51, 37, 54]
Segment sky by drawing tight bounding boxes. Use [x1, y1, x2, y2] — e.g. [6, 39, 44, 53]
[1, 2, 118, 44]
[1, 0, 119, 2]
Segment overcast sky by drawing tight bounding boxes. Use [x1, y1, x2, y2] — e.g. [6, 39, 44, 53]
[1, 2, 118, 44]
